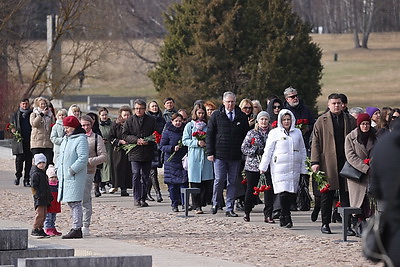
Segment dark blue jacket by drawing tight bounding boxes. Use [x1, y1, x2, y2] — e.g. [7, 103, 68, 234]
[206, 105, 249, 160]
[160, 122, 188, 184]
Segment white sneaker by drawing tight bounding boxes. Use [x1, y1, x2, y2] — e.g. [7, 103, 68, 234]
[82, 227, 90, 237]
[109, 187, 118, 193]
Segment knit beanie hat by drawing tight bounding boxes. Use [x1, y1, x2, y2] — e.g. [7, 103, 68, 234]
[365, 107, 380, 118]
[257, 111, 270, 122]
[63, 115, 81, 128]
[46, 164, 57, 178]
[357, 113, 371, 127]
[34, 153, 47, 165]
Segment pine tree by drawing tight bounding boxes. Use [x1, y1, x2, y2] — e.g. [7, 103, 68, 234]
[149, 0, 322, 111]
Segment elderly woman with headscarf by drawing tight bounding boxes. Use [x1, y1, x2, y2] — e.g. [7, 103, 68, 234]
[344, 113, 376, 236]
[241, 111, 274, 222]
[259, 109, 307, 228]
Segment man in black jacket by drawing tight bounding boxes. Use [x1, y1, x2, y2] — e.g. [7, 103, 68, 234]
[10, 98, 33, 186]
[122, 99, 156, 208]
[206, 91, 249, 217]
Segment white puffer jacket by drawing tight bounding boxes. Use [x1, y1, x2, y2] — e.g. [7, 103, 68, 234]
[259, 109, 307, 194]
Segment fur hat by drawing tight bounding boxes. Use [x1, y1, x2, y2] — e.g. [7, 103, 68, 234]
[257, 111, 270, 122]
[365, 107, 380, 118]
[357, 113, 371, 127]
[34, 153, 47, 165]
[46, 164, 57, 178]
[63, 115, 81, 128]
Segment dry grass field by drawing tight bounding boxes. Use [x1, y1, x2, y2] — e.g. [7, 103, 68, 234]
[17, 32, 400, 112]
[312, 32, 400, 111]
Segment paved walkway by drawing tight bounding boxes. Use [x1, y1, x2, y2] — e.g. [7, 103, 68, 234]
[0, 142, 361, 266]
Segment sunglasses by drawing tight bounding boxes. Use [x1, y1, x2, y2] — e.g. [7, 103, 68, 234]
[287, 95, 298, 99]
[273, 105, 281, 109]
[392, 115, 398, 120]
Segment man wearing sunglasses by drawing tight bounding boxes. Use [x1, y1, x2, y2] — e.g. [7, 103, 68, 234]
[283, 87, 315, 153]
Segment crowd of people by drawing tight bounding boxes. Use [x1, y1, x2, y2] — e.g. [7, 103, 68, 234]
[7, 90, 400, 252]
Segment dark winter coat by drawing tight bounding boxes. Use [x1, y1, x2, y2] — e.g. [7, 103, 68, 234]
[110, 121, 132, 189]
[10, 108, 32, 155]
[122, 114, 157, 162]
[30, 165, 53, 209]
[283, 99, 315, 150]
[206, 105, 249, 160]
[146, 110, 166, 168]
[160, 122, 188, 184]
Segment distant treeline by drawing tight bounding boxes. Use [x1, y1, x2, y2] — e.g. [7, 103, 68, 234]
[17, 0, 400, 40]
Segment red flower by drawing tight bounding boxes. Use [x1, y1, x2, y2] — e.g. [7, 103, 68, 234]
[250, 138, 255, 145]
[335, 201, 341, 208]
[271, 121, 278, 128]
[320, 183, 331, 193]
[296, 119, 309, 125]
[265, 185, 271, 191]
[153, 131, 162, 144]
[241, 179, 247, 185]
[363, 158, 371, 165]
[5, 123, 11, 131]
[253, 186, 260, 192]
[260, 185, 266, 191]
[253, 192, 259, 196]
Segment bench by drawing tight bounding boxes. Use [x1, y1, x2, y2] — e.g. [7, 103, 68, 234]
[180, 188, 201, 217]
[338, 207, 362, 241]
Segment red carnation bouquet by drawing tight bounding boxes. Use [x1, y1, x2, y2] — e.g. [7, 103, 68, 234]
[295, 119, 309, 135]
[6, 123, 22, 142]
[122, 131, 161, 154]
[306, 157, 330, 193]
[271, 120, 278, 128]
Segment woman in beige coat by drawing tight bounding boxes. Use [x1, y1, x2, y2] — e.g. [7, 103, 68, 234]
[344, 113, 376, 237]
[30, 97, 55, 165]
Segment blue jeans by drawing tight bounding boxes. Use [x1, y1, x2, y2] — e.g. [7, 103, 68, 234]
[44, 213, 57, 229]
[212, 159, 241, 212]
[130, 161, 151, 202]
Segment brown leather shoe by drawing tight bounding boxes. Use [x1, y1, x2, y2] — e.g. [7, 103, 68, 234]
[264, 217, 275, 224]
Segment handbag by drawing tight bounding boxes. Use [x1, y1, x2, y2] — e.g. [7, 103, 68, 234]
[182, 153, 188, 171]
[297, 174, 311, 211]
[340, 161, 364, 180]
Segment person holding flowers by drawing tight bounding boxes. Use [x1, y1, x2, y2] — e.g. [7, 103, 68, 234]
[344, 113, 377, 236]
[259, 109, 307, 228]
[182, 104, 214, 214]
[122, 99, 157, 208]
[9, 98, 33, 186]
[311, 93, 356, 234]
[241, 111, 274, 222]
[160, 113, 188, 212]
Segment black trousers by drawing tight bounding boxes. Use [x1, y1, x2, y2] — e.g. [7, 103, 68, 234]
[190, 180, 214, 209]
[280, 191, 296, 217]
[244, 170, 274, 218]
[15, 142, 32, 181]
[321, 175, 350, 225]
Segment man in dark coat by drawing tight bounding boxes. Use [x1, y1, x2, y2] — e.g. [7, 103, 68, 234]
[206, 91, 249, 217]
[311, 93, 356, 234]
[122, 99, 156, 207]
[283, 87, 315, 152]
[10, 98, 33, 186]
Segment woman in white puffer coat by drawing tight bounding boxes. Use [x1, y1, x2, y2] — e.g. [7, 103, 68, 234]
[259, 109, 307, 228]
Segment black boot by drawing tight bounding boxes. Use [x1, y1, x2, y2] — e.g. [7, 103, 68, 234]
[94, 183, 101, 197]
[14, 177, 21, 186]
[121, 188, 129, 196]
[150, 168, 163, 202]
[311, 196, 321, 222]
[285, 215, 293, 228]
[332, 207, 342, 223]
[279, 216, 286, 227]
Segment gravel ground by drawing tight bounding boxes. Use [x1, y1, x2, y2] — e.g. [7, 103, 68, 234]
[0, 157, 379, 267]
